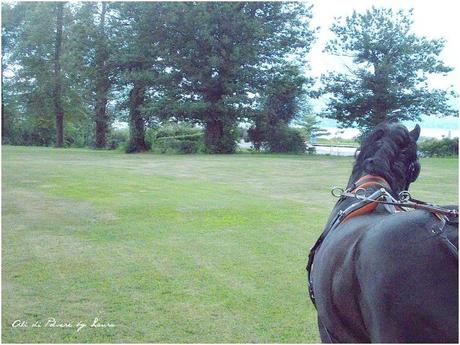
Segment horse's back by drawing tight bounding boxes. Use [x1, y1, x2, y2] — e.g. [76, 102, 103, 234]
[312, 209, 458, 343]
[358, 210, 458, 342]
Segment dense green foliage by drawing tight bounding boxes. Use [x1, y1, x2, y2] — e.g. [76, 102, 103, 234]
[2, 2, 316, 153]
[149, 2, 316, 153]
[2, 3, 457, 152]
[107, 128, 129, 150]
[418, 137, 459, 157]
[248, 64, 309, 152]
[67, 3, 114, 148]
[321, 7, 457, 133]
[2, 2, 92, 146]
[294, 114, 330, 144]
[147, 123, 204, 154]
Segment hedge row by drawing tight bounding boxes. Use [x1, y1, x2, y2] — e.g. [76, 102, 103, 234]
[418, 137, 458, 157]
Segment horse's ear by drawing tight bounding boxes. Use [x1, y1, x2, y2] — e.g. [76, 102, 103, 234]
[366, 128, 384, 142]
[410, 124, 421, 142]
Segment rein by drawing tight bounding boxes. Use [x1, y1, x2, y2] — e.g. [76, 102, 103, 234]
[333, 174, 458, 219]
[338, 191, 459, 218]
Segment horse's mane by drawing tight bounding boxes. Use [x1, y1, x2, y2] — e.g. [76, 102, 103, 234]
[348, 122, 420, 195]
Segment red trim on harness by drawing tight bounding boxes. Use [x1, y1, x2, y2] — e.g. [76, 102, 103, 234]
[352, 174, 391, 192]
[342, 202, 380, 223]
[342, 175, 392, 223]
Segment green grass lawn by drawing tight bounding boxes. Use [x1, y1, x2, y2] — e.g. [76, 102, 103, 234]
[2, 146, 458, 343]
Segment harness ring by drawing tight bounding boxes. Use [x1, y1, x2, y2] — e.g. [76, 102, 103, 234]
[398, 190, 411, 202]
[355, 188, 367, 199]
[331, 186, 344, 198]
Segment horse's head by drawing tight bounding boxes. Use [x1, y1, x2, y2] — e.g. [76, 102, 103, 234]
[349, 122, 421, 195]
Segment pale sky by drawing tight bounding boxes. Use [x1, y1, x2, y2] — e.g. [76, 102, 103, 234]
[308, 0, 460, 114]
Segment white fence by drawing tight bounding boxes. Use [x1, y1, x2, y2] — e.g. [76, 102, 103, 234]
[313, 144, 357, 156]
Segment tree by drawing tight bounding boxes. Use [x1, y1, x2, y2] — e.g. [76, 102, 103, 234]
[3, 2, 61, 146]
[54, 2, 65, 147]
[294, 114, 330, 143]
[109, 2, 170, 153]
[2, 2, 92, 147]
[2, 2, 316, 152]
[1, 2, 23, 143]
[248, 64, 309, 152]
[94, 2, 110, 148]
[321, 7, 458, 133]
[155, 2, 316, 153]
[67, 2, 114, 148]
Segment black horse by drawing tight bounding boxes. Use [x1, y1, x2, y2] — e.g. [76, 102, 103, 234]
[307, 122, 458, 343]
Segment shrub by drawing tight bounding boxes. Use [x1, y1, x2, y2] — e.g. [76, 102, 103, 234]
[154, 137, 181, 154]
[5, 120, 55, 146]
[418, 137, 458, 157]
[107, 128, 129, 150]
[248, 124, 306, 153]
[179, 140, 199, 154]
[255, 126, 305, 153]
[148, 123, 204, 154]
[153, 123, 202, 139]
[268, 127, 306, 153]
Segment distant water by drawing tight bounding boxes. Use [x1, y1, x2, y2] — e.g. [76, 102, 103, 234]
[319, 115, 459, 139]
[314, 145, 356, 156]
[323, 127, 459, 140]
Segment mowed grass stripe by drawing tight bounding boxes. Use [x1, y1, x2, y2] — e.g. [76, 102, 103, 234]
[2, 146, 457, 343]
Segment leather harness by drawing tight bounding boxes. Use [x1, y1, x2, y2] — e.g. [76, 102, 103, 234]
[341, 175, 392, 223]
[306, 175, 458, 308]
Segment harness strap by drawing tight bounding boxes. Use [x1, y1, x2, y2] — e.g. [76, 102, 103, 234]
[352, 174, 391, 192]
[342, 201, 379, 223]
[338, 175, 393, 224]
[340, 191, 459, 217]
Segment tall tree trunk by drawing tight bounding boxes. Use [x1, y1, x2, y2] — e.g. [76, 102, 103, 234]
[54, 2, 64, 147]
[94, 2, 110, 149]
[204, 116, 236, 154]
[1, 73, 6, 142]
[94, 86, 109, 148]
[204, 117, 224, 153]
[372, 64, 389, 126]
[203, 89, 236, 154]
[127, 81, 148, 153]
